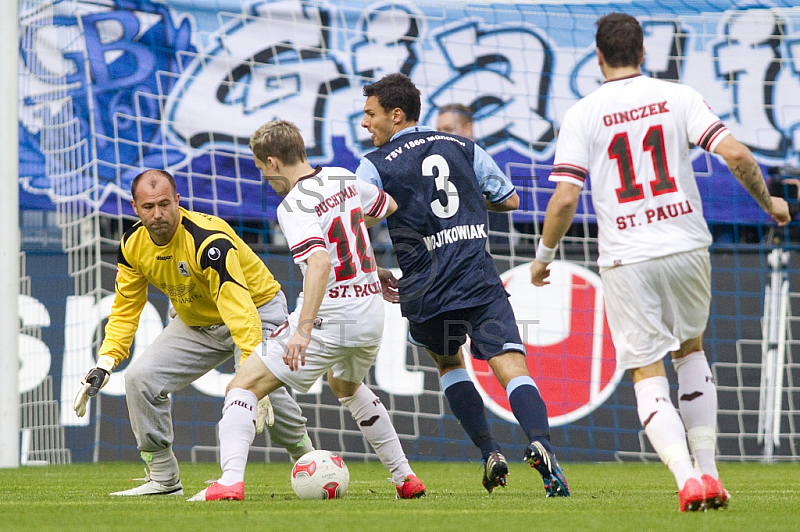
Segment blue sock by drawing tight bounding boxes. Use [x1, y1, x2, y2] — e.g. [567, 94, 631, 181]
[441, 369, 500, 461]
[507, 376, 552, 453]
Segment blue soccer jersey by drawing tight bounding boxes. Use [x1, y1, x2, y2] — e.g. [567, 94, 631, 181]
[356, 126, 516, 323]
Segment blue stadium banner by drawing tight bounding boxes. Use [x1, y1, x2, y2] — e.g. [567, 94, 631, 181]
[18, 0, 800, 223]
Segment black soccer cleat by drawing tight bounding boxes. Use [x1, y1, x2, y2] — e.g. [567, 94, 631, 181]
[524, 441, 570, 497]
[482, 451, 509, 493]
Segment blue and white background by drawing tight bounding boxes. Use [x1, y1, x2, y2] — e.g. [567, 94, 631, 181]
[18, 0, 800, 224]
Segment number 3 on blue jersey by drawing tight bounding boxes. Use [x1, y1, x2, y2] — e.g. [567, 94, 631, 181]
[424, 154, 460, 219]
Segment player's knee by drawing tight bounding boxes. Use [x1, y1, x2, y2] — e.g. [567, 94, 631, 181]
[428, 346, 465, 372]
[488, 351, 528, 378]
[437, 359, 467, 380]
[123, 362, 147, 390]
[225, 374, 252, 396]
[329, 378, 360, 398]
[672, 337, 704, 359]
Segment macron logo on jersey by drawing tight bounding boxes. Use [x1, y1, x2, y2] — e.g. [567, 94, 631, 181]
[423, 224, 486, 250]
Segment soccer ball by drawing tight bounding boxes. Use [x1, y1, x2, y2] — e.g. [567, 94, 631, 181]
[290, 450, 349, 499]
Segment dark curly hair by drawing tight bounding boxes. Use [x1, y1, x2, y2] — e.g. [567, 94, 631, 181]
[362, 73, 421, 122]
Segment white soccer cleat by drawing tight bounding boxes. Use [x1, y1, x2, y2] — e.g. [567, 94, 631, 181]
[110, 476, 183, 496]
[187, 488, 208, 502]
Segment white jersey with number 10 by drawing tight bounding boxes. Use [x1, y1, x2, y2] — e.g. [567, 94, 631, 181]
[550, 74, 730, 268]
[278, 166, 390, 346]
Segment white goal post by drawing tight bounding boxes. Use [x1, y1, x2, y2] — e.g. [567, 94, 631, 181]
[0, 0, 20, 469]
[759, 249, 790, 462]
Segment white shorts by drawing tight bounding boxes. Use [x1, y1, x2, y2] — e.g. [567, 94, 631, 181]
[259, 307, 382, 394]
[600, 248, 711, 371]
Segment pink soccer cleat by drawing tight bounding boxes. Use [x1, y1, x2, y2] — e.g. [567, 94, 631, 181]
[678, 477, 705, 512]
[396, 475, 426, 499]
[701, 474, 730, 510]
[188, 481, 244, 501]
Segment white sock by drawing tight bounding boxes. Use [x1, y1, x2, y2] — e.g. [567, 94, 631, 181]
[634, 376, 699, 489]
[218, 388, 257, 486]
[339, 385, 413, 485]
[673, 351, 719, 478]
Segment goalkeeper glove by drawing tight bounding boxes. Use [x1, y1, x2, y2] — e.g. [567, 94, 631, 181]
[255, 395, 274, 434]
[73, 355, 116, 417]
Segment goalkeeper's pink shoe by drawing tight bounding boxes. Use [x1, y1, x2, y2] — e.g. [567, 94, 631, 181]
[395, 475, 426, 499]
[188, 481, 244, 501]
[701, 474, 730, 510]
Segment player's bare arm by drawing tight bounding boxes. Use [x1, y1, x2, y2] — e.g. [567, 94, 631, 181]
[530, 182, 581, 286]
[485, 191, 519, 212]
[285, 249, 330, 371]
[714, 136, 791, 226]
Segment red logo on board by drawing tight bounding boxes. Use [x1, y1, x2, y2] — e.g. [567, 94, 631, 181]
[465, 261, 622, 427]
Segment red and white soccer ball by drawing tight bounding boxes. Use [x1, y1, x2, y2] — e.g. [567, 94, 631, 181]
[290, 450, 349, 500]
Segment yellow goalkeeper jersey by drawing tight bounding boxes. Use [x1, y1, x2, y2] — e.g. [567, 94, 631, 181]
[99, 207, 281, 366]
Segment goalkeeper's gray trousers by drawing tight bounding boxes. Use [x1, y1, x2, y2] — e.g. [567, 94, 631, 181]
[123, 291, 312, 474]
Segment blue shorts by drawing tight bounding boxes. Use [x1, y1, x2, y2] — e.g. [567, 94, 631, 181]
[408, 296, 525, 360]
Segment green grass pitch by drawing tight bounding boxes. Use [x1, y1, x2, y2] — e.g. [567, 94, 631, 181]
[1, 461, 798, 531]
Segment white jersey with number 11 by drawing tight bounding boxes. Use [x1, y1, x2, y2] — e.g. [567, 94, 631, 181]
[550, 74, 730, 268]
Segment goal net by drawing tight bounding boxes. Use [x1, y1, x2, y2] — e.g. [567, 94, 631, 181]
[17, 0, 800, 464]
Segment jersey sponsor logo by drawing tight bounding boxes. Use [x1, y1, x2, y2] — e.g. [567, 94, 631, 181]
[172, 294, 202, 305]
[423, 224, 487, 251]
[207, 247, 221, 261]
[465, 261, 623, 427]
[158, 282, 196, 298]
[602, 101, 669, 127]
[178, 261, 190, 276]
[156, 254, 173, 261]
[314, 184, 358, 216]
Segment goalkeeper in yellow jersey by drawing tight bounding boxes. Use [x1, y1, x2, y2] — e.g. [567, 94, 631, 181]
[72, 169, 313, 496]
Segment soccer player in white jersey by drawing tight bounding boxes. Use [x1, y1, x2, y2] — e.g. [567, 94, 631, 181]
[530, 13, 790, 512]
[190, 120, 426, 501]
